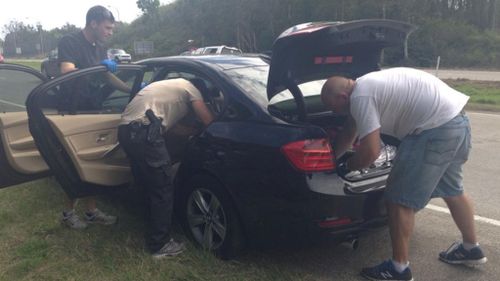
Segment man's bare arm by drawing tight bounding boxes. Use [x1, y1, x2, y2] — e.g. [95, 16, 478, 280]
[191, 100, 214, 126]
[333, 115, 358, 158]
[105, 72, 132, 93]
[60, 62, 77, 74]
[345, 129, 381, 170]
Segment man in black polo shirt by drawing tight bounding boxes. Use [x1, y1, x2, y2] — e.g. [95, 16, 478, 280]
[58, 5, 121, 229]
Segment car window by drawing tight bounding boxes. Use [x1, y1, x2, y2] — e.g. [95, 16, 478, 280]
[158, 70, 225, 116]
[0, 69, 45, 113]
[221, 47, 241, 55]
[205, 48, 218, 55]
[37, 69, 143, 115]
[225, 65, 326, 112]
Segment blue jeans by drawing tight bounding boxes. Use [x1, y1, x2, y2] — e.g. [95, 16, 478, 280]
[384, 113, 471, 210]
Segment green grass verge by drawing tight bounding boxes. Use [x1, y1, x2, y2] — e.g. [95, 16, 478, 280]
[0, 179, 313, 281]
[5, 60, 42, 71]
[445, 79, 500, 112]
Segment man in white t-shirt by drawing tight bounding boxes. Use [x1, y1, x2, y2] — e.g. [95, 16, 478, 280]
[321, 68, 487, 281]
[118, 78, 214, 258]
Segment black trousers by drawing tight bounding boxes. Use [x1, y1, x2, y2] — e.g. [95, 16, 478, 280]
[118, 124, 174, 252]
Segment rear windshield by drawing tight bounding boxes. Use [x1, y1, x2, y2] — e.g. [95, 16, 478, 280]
[224, 65, 326, 112]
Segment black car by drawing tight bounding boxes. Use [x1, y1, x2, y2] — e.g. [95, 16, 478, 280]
[0, 20, 414, 258]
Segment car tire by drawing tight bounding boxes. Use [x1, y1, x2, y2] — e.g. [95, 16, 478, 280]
[177, 174, 245, 259]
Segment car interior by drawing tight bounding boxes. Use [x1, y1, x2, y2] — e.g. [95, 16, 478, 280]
[0, 69, 50, 180]
[30, 68, 225, 188]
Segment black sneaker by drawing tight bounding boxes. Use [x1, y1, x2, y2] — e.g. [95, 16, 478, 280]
[439, 242, 487, 266]
[361, 260, 413, 281]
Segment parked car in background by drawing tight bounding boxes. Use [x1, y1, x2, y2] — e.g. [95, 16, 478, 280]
[40, 49, 60, 78]
[107, 48, 132, 63]
[182, 45, 243, 56]
[0, 20, 415, 259]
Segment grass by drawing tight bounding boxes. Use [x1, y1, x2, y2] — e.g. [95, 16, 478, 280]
[0, 178, 315, 281]
[5, 60, 42, 71]
[445, 79, 500, 112]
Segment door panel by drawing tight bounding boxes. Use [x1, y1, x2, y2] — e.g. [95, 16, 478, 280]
[0, 64, 49, 188]
[0, 112, 49, 173]
[46, 114, 131, 186]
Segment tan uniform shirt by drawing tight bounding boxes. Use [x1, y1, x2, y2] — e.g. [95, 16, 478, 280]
[120, 78, 203, 131]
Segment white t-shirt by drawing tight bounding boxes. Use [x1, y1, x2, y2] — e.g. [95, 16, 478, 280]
[120, 78, 203, 130]
[350, 68, 469, 140]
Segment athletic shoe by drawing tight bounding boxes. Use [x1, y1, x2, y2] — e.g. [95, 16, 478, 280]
[62, 212, 88, 229]
[84, 208, 117, 225]
[152, 239, 185, 259]
[361, 260, 413, 281]
[439, 242, 487, 266]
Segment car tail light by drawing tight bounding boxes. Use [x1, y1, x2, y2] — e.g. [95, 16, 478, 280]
[281, 138, 335, 172]
[318, 217, 352, 228]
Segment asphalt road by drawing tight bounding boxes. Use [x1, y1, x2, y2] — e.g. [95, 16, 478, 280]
[242, 111, 499, 281]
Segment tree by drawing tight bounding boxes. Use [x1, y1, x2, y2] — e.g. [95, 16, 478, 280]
[136, 0, 160, 17]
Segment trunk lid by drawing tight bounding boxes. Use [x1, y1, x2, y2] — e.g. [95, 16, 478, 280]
[266, 19, 416, 121]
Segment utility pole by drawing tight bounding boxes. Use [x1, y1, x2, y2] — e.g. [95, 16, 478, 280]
[37, 23, 44, 55]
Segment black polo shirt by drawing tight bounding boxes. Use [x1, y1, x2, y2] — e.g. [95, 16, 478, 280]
[57, 31, 108, 112]
[58, 31, 107, 69]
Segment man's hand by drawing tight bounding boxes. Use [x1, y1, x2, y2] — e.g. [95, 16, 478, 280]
[100, 59, 117, 73]
[336, 152, 354, 177]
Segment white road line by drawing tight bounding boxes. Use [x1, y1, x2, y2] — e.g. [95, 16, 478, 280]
[426, 204, 500, 227]
[0, 99, 25, 109]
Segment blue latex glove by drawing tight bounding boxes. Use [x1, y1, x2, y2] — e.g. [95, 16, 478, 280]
[100, 59, 117, 73]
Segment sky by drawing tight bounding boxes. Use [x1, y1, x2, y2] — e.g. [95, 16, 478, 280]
[1, 0, 173, 39]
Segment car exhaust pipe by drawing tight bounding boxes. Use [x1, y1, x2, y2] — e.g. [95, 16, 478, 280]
[340, 235, 359, 250]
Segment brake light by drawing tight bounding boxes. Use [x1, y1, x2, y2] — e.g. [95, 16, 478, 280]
[281, 138, 335, 172]
[318, 217, 352, 228]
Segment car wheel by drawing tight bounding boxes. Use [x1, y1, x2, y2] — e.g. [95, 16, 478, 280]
[178, 175, 245, 259]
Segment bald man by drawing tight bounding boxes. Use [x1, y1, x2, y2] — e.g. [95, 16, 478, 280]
[321, 68, 486, 281]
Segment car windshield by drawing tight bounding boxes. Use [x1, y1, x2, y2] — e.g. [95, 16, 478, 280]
[224, 65, 325, 107]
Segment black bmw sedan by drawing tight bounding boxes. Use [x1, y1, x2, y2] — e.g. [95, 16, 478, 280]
[0, 20, 414, 258]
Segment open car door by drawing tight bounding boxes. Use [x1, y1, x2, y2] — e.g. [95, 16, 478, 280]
[267, 19, 416, 121]
[26, 65, 145, 198]
[0, 63, 50, 188]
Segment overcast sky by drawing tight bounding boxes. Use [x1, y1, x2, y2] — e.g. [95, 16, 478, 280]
[1, 0, 173, 39]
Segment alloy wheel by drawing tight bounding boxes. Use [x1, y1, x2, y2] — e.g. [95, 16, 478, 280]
[187, 188, 227, 250]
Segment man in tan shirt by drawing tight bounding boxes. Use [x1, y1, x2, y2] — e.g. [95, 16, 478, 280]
[118, 78, 214, 258]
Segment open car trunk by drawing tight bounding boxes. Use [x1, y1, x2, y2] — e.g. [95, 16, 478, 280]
[267, 19, 416, 121]
[267, 20, 414, 191]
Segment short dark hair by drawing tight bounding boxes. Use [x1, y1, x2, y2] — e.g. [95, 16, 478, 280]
[86, 5, 115, 26]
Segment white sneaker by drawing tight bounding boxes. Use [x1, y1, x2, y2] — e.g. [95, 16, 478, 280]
[84, 208, 117, 225]
[152, 239, 185, 259]
[62, 212, 88, 229]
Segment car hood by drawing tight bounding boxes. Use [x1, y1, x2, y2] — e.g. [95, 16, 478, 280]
[266, 19, 416, 100]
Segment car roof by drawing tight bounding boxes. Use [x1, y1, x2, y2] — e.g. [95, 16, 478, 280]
[137, 54, 268, 70]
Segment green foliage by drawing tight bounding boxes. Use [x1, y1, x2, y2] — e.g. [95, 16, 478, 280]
[3, 0, 500, 67]
[136, 0, 160, 15]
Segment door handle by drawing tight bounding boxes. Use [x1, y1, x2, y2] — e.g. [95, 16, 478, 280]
[96, 133, 109, 143]
[102, 143, 121, 158]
